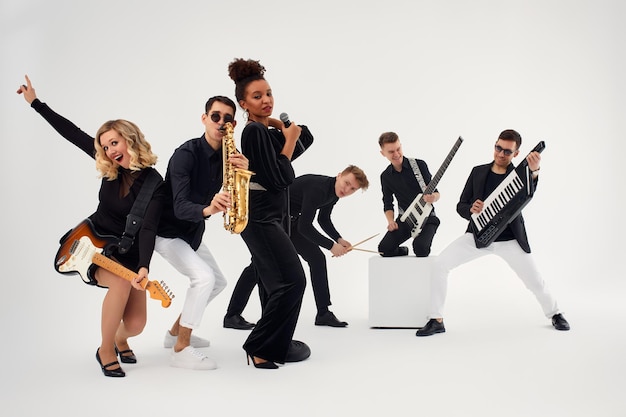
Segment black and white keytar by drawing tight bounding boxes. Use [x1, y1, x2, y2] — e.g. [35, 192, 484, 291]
[470, 141, 545, 248]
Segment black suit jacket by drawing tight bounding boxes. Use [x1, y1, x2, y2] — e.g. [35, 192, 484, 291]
[456, 162, 538, 253]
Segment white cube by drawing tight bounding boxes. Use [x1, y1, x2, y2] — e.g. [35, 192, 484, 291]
[368, 255, 433, 328]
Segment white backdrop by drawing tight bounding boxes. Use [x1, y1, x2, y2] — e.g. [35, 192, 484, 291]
[1, 1, 625, 415]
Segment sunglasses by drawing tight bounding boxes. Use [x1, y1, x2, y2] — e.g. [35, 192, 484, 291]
[209, 112, 234, 124]
[494, 144, 516, 156]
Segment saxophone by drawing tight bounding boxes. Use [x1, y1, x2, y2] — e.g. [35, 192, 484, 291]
[221, 120, 254, 234]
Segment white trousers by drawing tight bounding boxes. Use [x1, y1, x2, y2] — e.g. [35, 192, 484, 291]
[429, 233, 560, 319]
[155, 237, 227, 329]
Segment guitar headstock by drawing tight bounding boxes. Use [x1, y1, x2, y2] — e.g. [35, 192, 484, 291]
[145, 280, 175, 308]
[533, 140, 546, 153]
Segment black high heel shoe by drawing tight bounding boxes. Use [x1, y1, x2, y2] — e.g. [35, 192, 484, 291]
[96, 348, 126, 377]
[246, 353, 278, 369]
[115, 344, 137, 364]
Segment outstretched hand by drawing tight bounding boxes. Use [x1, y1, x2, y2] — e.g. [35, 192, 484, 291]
[17, 74, 37, 104]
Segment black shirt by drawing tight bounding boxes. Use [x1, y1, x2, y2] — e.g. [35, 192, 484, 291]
[157, 136, 223, 250]
[289, 174, 341, 250]
[241, 122, 314, 224]
[380, 157, 437, 216]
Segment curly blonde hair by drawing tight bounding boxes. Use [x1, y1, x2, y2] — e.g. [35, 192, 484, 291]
[94, 119, 158, 180]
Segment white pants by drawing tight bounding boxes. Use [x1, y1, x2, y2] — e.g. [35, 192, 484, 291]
[429, 233, 560, 319]
[155, 237, 227, 329]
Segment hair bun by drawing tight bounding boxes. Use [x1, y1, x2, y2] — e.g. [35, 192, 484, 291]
[228, 58, 266, 83]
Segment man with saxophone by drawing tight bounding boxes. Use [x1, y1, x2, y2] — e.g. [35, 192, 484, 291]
[157, 96, 249, 370]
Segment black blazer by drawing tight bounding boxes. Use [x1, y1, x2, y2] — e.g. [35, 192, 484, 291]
[456, 162, 538, 253]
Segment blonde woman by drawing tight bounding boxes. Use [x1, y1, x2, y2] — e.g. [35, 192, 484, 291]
[18, 76, 164, 377]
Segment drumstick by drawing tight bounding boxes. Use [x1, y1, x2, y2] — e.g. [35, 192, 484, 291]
[332, 233, 380, 257]
[349, 233, 380, 249]
[351, 248, 382, 254]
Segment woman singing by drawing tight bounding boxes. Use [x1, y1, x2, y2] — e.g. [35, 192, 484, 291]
[18, 76, 164, 377]
[228, 58, 314, 369]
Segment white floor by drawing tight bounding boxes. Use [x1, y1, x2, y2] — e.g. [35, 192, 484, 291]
[3, 250, 624, 417]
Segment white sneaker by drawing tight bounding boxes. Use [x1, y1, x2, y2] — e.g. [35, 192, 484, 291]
[163, 330, 210, 348]
[170, 346, 217, 370]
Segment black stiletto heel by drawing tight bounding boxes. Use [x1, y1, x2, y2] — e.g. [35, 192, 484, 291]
[96, 348, 126, 377]
[246, 353, 278, 369]
[115, 344, 137, 364]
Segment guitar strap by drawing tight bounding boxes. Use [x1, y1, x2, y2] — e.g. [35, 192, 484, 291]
[408, 158, 428, 191]
[117, 169, 162, 254]
[406, 158, 436, 219]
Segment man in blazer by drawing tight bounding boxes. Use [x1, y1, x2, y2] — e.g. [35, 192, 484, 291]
[416, 129, 570, 336]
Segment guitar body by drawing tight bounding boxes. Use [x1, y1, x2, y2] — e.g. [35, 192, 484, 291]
[54, 219, 118, 285]
[399, 194, 433, 238]
[54, 218, 173, 307]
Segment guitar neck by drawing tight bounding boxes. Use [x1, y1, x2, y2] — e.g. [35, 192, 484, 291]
[92, 252, 137, 282]
[91, 252, 173, 307]
[423, 136, 464, 194]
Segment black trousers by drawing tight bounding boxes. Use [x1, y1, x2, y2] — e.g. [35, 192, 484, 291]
[378, 215, 440, 257]
[225, 262, 258, 318]
[239, 220, 306, 363]
[226, 217, 334, 318]
[289, 219, 332, 312]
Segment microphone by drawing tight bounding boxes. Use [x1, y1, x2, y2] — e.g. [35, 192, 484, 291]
[279, 112, 305, 153]
[279, 112, 291, 128]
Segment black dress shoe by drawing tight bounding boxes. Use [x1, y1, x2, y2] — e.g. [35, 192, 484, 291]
[380, 246, 409, 257]
[415, 319, 446, 337]
[96, 349, 125, 377]
[223, 314, 256, 330]
[552, 313, 570, 331]
[115, 344, 137, 364]
[315, 311, 348, 327]
[285, 340, 311, 362]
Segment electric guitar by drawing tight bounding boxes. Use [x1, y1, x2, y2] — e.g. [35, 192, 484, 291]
[400, 136, 464, 237]
[54, 218, 174, 308]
